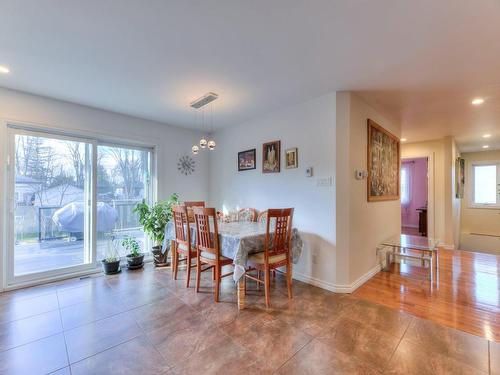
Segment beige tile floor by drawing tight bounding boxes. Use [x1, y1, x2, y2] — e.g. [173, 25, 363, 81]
[0, 263, 497, 374]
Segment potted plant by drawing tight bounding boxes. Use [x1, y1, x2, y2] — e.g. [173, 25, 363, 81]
[122, 236, 144, 270]
[101, 235, 121, 274]
[134, 193, 179, 267]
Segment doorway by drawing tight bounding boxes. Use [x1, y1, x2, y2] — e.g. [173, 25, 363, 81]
[401, 157, 429, 237]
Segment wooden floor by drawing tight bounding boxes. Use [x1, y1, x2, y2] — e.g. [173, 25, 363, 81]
[354, 247, 500, 343]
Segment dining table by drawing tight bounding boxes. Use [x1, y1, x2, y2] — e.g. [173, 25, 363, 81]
[164, 220, 303, 309]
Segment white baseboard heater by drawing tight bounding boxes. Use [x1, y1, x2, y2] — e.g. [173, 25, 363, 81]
[459, 232, 500, 255]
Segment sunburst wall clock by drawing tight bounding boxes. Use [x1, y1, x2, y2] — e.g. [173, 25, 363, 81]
[177, 155, 195, 175]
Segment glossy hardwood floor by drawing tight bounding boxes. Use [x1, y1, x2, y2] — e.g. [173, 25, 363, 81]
[354, 247, 500, 343]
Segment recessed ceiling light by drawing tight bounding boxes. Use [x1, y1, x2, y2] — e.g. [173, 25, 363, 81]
[482, 134, 491, 138]
[401, 138, 407, 142]
[471, 98, 484, 106]
[0, 65, 9, 74]
[482, 145, 490, 149]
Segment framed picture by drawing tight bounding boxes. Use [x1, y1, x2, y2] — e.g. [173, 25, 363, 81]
[238, 149, 256, 171]
[285, 148, 298, 169]
[367, 119, 400, 202]
[262, 140, 280, 173]
[455, 157, 465, 198]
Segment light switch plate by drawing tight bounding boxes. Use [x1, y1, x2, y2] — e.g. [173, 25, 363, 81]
[317, 176, 333, 187]
[306, 167, 313, 177]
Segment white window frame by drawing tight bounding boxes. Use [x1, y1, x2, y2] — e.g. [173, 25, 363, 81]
[3, 122, 157, 289]
[468, 160, 500, 209]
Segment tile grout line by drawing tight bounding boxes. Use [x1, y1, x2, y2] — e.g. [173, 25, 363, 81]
[56, 291, 72, 375]
[383, 315, 413, 372]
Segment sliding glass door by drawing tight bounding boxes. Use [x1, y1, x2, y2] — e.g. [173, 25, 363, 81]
[7, 126, 154, 285]
[96, 144, 152, 260]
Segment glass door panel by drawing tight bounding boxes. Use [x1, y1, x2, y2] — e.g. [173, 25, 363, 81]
[96, 144, 152, 260]
[12, 133, 92, 277]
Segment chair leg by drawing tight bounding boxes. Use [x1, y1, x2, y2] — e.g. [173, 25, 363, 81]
[214, 265, 220, 302]
[186, 255, 192, 288]
[196, 257, 201, 293]
[257, 270, 261, 290]
[286, 262, 293, 299]
[264, 267, 271, 308]
[173, 247, 179, 280]
[213, 266, 216, 281]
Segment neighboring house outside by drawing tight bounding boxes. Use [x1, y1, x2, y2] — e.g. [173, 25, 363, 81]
[33, 184, 84, 207]
[15, 176, 42, 205]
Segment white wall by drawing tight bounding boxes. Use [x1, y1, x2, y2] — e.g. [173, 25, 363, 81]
[209, 93, 337, 288]
[460, 150, 500, 254]
[336, 92, 402, 286]
[0, 88, 209, 288]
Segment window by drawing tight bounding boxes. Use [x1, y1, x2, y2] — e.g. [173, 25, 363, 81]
[8, 125, 154, 284]
[400, 164, 411, 206]
[471, 162, 500, 208]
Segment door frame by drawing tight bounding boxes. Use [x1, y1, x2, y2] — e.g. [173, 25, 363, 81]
[5, 125, 98, 287]
[2, 121, 157, 290]
[400, 153, 435, 240]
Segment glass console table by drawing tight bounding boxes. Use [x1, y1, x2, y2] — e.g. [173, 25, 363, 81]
[377, 234, 439, 280]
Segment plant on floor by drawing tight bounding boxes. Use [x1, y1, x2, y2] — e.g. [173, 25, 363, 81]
[122, 236, 144, 269]
[134, 193, 179, 267]
[101, 234, 121, 275]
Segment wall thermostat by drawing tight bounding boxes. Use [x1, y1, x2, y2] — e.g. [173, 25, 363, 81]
[355, 170, 367, 180]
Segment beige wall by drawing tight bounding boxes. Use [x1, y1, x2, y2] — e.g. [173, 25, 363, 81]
[461, 150, 500, 237]
[336, 92, 401, 286]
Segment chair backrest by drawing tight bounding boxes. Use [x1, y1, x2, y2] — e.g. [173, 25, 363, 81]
[193, 207, 219, 258]
[238, 207, 258, 222]
[257, 210, 268, 225]
[172, 205, 190, 246]
[264, 208, 294, 258]
[185, 201, 205, 222]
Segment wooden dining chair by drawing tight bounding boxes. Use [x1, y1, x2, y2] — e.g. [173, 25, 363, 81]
[193, 207, 233, 302]
[257, 210, 268, 225]
[238, 207, 258, 222]
[245, 208, 294, 308]
[172, 205, 197, 287]
[184, 201, 205, 222]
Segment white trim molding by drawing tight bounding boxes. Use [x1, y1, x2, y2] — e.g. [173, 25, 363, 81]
[293, 263, 381, 294]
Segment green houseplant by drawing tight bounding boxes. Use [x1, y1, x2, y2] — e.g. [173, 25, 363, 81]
[134, 193, 179, 267]
[122, 236, 144, 270]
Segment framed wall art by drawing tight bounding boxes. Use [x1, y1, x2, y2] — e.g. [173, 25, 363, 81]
[238, 149, 256, 171]
[285, 147, 298, 169]
[262, 140, 280, 173]
[367, 119, 400, 202]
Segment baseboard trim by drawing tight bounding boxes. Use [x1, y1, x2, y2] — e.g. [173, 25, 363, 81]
[293, 264, 381, 294]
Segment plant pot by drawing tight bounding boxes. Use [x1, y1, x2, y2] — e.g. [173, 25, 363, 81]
[151, 245, 169, 267]
[101, 260, 121, 275]
[126, 254, 144, 270]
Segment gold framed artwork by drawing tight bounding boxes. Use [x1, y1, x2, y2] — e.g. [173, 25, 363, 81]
[367, 119, 400, 202]
[285, 148, 298, 169]
[262, 140, 280, 173]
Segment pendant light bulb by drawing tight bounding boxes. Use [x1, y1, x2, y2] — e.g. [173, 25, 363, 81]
[199, 137, 207, 148]
[192, 145, 199, 155]
[208, 140, 216, 150]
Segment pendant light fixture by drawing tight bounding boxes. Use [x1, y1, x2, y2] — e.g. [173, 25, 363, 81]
[191, 92, 218, 155]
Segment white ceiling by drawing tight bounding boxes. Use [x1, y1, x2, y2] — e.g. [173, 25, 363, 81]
[1, 1, 500, 151]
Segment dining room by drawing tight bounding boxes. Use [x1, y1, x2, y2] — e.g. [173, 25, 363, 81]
[1, 1, 500, 374]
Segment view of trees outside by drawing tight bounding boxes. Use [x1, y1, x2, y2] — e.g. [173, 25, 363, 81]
[14, 134, 151, 276]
